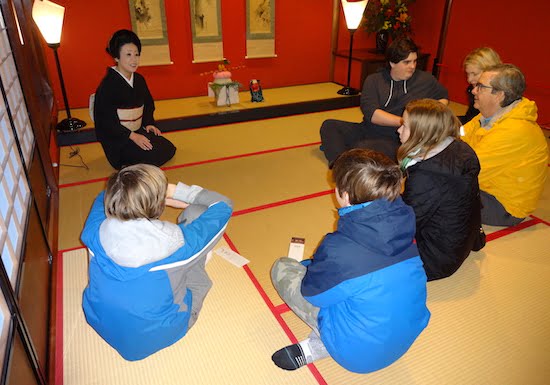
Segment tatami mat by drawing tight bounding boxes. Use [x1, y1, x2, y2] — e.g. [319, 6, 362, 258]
[61, 225, 550, 385]
[58, 86, 550, 385]
[58, 145, 333, 251]
[278, 225, 550, 385]
[533, 157, 550, 222]
[228, 194, 338, 307]
[58, 107, 363, 186]
[62, 242, 319, 385]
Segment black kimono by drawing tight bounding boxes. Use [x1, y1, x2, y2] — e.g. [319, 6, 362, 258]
[94, 67, 176, 169]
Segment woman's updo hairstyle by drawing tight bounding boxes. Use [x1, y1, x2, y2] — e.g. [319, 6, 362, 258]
[106, 29, 141, 59]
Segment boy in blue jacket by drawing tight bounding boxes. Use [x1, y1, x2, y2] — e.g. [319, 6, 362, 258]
[271, 149, 430, 373]
[81, 164, 233, 361]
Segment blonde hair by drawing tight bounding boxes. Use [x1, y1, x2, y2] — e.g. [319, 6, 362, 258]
[332, 149, 403, 204]
[104, 164, 167, 220]
[463, 47, 501, 70]
[397, 99, 460, 165]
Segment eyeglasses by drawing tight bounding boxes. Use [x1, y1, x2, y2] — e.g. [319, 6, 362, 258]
[474, 83, 494, 92]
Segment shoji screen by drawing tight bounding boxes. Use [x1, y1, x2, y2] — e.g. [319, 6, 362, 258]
[0, 3, 43, 385]
[0, 2, 33, 288]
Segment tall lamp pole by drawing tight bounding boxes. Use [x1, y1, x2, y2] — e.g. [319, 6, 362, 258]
[432, 0, 454, 79]
[337, 0, 369, 96]
[32, 0, 86, 132]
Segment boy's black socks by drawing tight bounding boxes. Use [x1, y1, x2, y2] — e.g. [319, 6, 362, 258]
[271, 344, 308, 371]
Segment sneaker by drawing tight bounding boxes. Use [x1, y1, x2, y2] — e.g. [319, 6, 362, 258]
[271, 344, 308, 371]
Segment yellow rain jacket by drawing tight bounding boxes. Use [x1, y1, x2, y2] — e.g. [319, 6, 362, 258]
[462, 98, 548, 218]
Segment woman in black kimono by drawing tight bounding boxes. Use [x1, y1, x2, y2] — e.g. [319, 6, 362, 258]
[94, 29, 176, 169]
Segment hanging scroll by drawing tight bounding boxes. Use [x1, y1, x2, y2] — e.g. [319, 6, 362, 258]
[246, 0, 276, 58]
[190, 0, 224, 63]
[129, 0, 172, 66]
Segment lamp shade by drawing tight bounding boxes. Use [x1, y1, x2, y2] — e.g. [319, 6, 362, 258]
[341, 0, 368, 30]
[32, 0, 65, 45]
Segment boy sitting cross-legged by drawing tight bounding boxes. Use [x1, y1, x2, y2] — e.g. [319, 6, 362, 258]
[271, 149, 430, 373]
[81, 164, 233, 361]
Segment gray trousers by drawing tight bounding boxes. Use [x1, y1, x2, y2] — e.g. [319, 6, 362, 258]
[480, 190, 524, 227]
[174, 204, 224, 329]
[271, 258, 330, 361]
[271, 258, 320, 332]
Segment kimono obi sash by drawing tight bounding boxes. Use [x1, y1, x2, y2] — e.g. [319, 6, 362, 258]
[117, 105, 144, 132]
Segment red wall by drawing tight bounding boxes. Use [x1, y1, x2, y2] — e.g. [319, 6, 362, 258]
[45, 0, 549, 127]
[45, 0, 334, 109]
[333, 0, 549, 126]
[436, 0, 550, 126]
[409, 0, 447, 71]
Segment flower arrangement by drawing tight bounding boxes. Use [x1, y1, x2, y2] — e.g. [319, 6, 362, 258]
[362, 0, 414, 39]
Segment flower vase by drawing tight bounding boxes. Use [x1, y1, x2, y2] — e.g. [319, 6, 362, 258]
[375, 31, 389, 54]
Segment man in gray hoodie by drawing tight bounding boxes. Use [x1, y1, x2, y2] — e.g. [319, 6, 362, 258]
[320, 37, 448, 165]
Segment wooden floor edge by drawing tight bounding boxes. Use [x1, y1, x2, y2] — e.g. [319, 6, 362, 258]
[47, 189, 59, 385]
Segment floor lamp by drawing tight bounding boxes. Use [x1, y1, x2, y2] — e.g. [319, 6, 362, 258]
[337, 0, 369, 96]
[32, 0, 86, 132]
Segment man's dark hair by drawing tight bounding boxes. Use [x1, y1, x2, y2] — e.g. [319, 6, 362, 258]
[106, 29, 142, 59]
[386, 37, 418, 64]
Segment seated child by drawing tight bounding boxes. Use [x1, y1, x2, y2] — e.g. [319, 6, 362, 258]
[397, 99, 484, 281]
[271, 149, 430, 373]
[81, 164, 233, 361]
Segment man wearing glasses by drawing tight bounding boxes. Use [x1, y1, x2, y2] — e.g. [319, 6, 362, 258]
[461, 64, 548, 226]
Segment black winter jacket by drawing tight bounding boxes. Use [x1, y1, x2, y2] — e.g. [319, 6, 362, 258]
[403, 140, 483, 281]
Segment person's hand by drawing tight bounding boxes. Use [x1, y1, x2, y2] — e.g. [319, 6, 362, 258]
[129, 132, 153, 150]
[166, 183, 177, 199]
[145, 125, 162, 136]
[165, 183, 189, 209]
[165, 198, 189, 209]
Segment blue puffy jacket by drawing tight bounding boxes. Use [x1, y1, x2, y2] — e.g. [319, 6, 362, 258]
[302, 197, 430, 373]
[81, 188, 232, 361]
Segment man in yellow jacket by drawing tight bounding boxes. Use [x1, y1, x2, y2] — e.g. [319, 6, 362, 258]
[462, 64, 548, 226]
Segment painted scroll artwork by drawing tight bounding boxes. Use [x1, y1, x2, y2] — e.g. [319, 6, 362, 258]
[129, 0, 172, 65]
[190, 0, 224, 62]
[246, 0, 276, 58]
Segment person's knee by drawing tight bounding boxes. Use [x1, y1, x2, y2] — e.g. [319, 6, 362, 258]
[271, 257, 299, 285]
[178, 204, 208, 224]
[320, 120, 337, 138]
[271, 257, 290, 279]
[160, 141, 177, 165]
[167, 141, 176, 156]
[356, 139, 398, 163]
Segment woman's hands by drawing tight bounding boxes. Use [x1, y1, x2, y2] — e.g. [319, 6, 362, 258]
[129, 126, 161, 150]
[165, 183, 189, 209]
[129, 132, 152, 150]
[145, 125, 162, 136]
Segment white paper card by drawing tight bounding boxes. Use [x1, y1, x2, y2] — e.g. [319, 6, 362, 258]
[288, 237, 305, 261]
[215, 246, 250, 267]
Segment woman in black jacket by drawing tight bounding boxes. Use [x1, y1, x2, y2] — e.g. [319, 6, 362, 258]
[397, 99, 485, 281]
